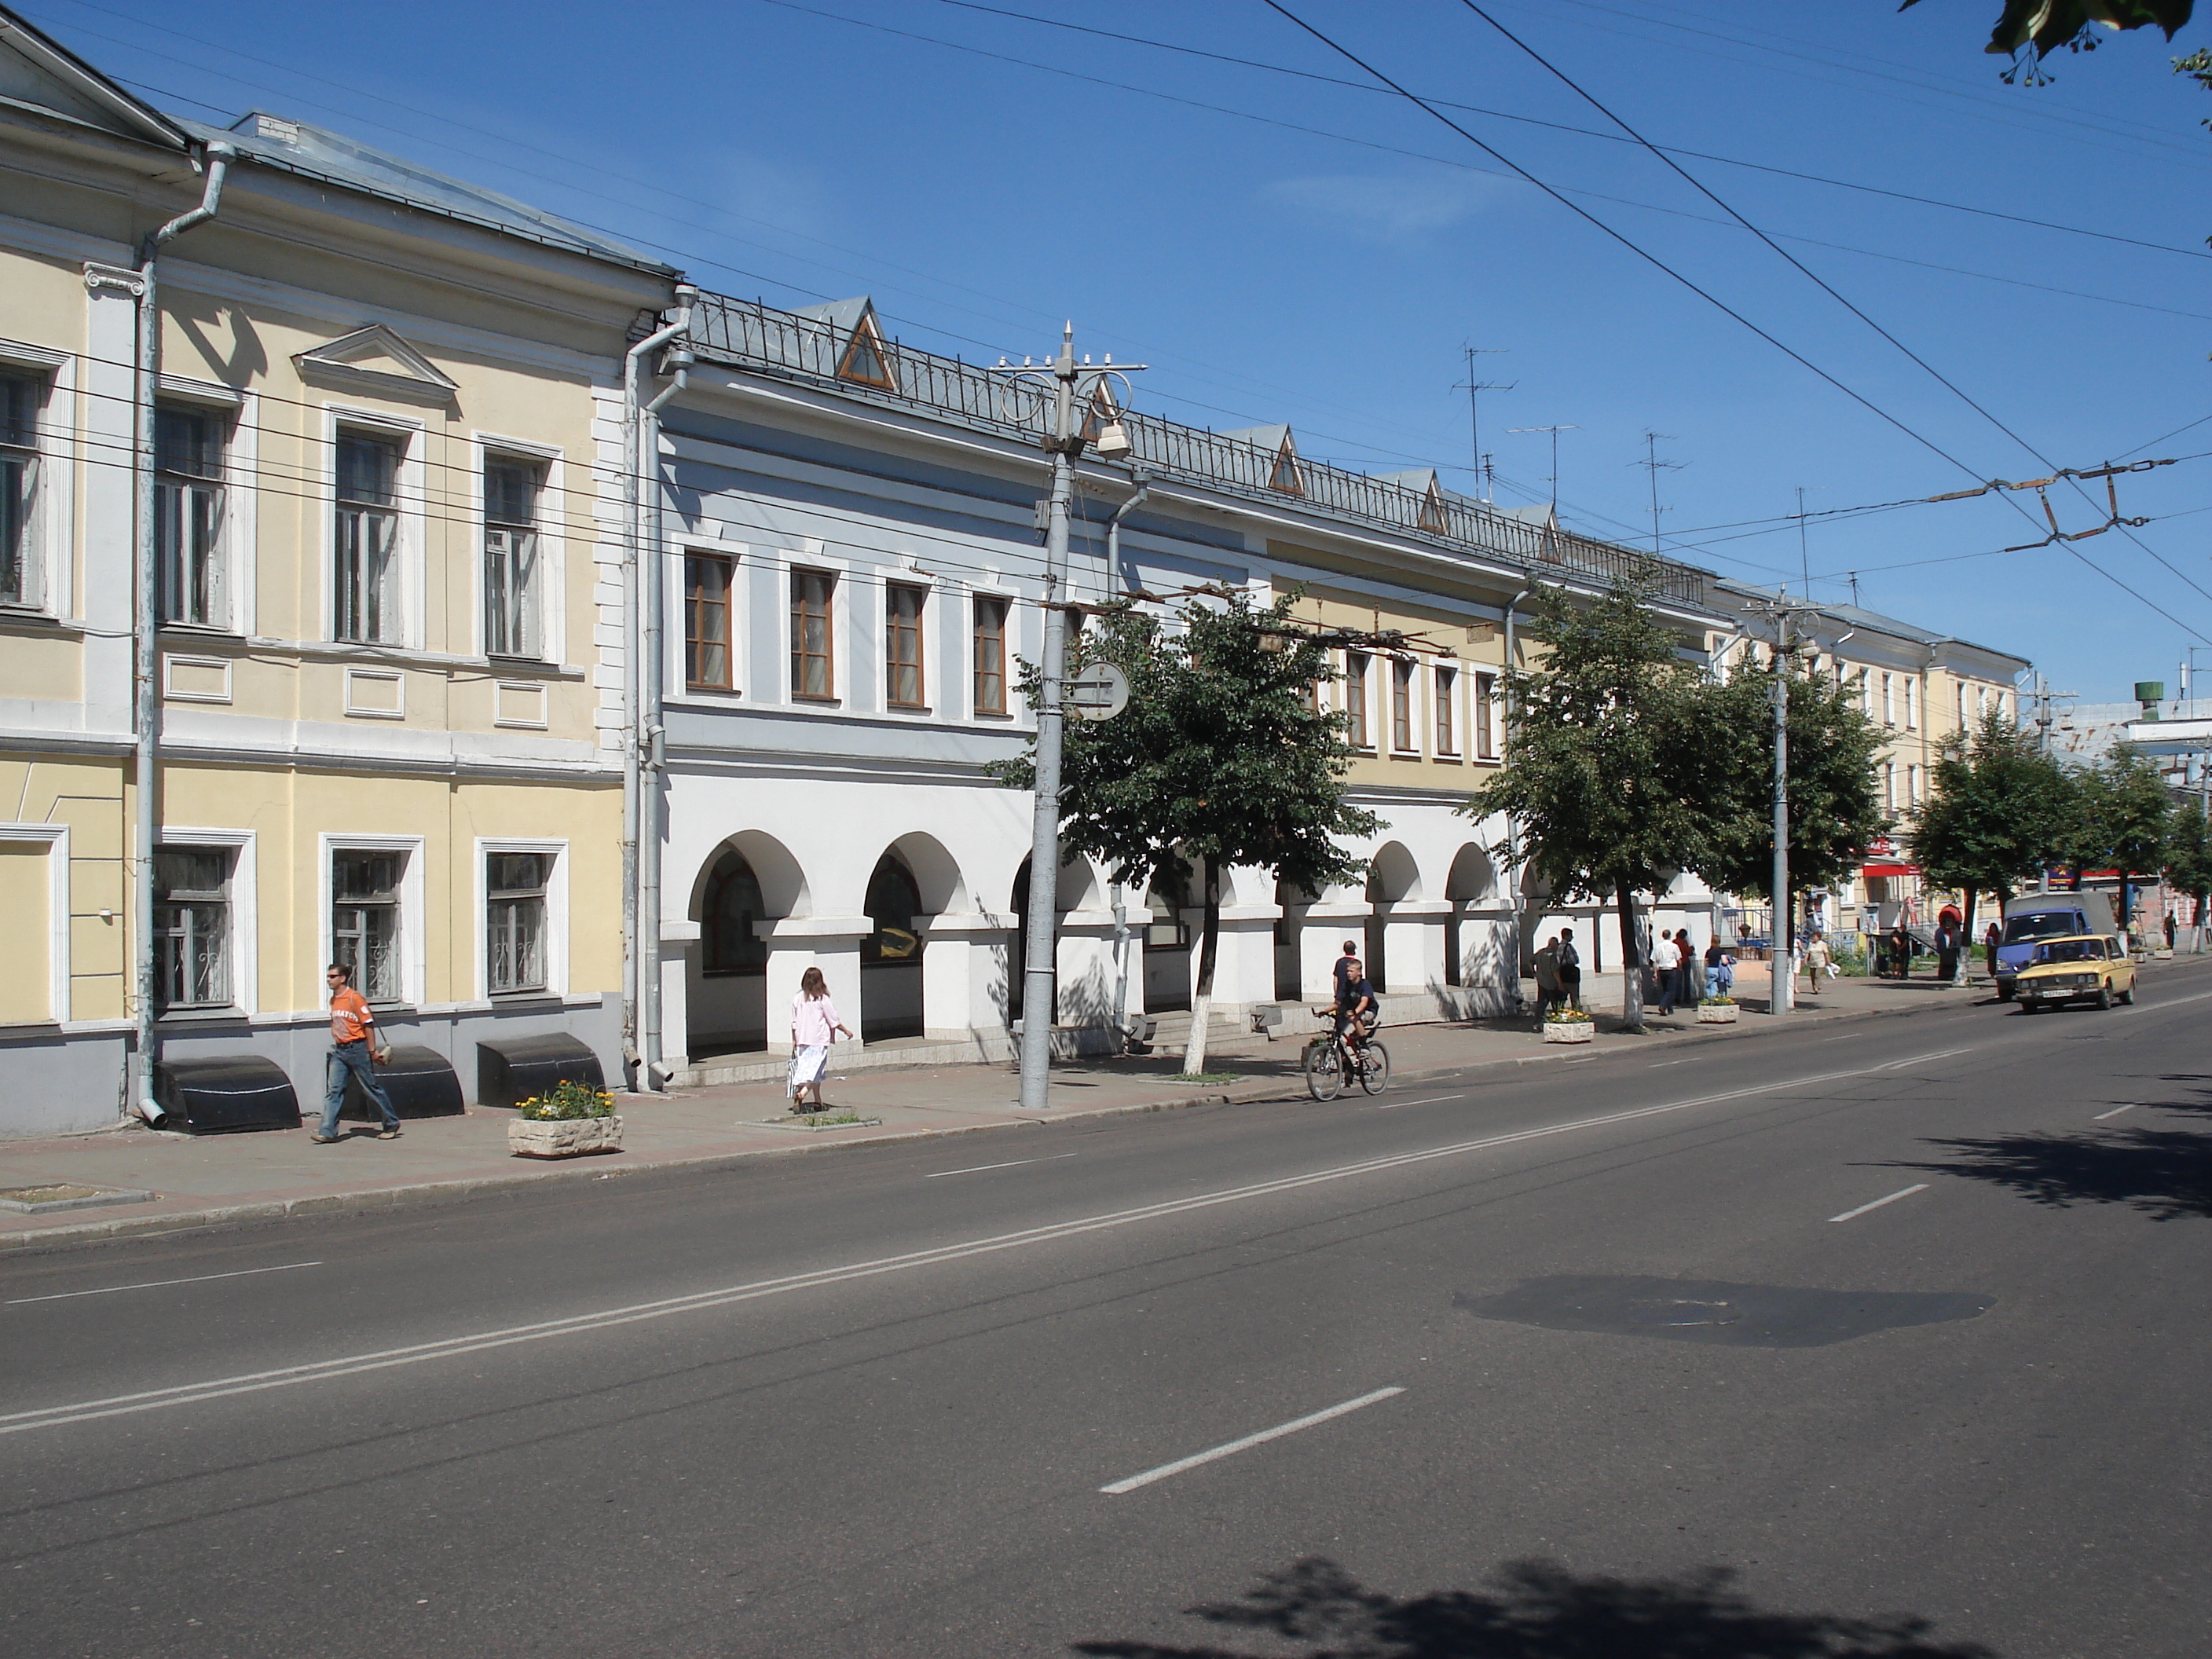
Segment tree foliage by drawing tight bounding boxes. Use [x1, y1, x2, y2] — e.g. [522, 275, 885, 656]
[1700, 656, 1888, 906]
[2166, 797, 2212, 922]
[994, 588, 1379, 1071]
[1910, 709, 2076, 904]
[1464, 581, 1715, 1028]
[1899, 1, 2194, 67]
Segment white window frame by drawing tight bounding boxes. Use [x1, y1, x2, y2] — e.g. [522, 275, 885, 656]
[674, 537, 744, 699]
[475, 837, 569, 1000]
[155, 376, 251, 635]
[0, 341, 73, 617]
[968, 585, 1015, 720]
[1881, 672, 1894, 727]
[786, 555, 848, 705]
[321, 404, 426, 650]
[0, 822, 69, 1022]
[154, 826, 256, 1014]
[319, 833, 425, 1009]
[471, 431, 565, 665]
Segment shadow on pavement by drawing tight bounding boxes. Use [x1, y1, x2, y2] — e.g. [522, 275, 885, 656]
[1071, 1556, 1996, 1657]
[1892, 1084, 2212, 1221]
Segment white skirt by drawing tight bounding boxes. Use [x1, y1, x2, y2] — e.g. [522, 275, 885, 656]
[788, 1045, 830, 1095]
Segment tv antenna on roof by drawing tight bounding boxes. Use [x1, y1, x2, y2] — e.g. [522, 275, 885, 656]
[1455, 346, 1513, 504]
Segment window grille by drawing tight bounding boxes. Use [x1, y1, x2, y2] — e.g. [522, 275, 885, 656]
[1, 373, 42, 607]
[153, 848, 233, 1009]
[886, 583, 926, 708]
[1435, 665, 1457, 755]
[482, 456, 541, 658]
[1346, 652, 1370, 749]
[973, 595, 1009, 716]
[486, 851, 550, 994]
[334, 431, 401, 642]
[685, 552, 734, 689]
[332, 850, 404, 1002]
[790, 569, 835, 699]
[156, 405, 226, 626]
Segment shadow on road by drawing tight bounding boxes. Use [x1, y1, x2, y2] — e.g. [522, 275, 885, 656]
[1071, 1556, 1995, 1658]
[1891, 1080, 2212, 1221]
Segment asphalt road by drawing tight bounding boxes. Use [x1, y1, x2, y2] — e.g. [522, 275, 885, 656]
[5, 965, 2211, 1658]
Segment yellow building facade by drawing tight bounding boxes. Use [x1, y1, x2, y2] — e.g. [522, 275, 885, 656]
[0, 19, 676, 1133]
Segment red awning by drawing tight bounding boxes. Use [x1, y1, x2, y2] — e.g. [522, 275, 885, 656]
[1862, 862, 1917, 879]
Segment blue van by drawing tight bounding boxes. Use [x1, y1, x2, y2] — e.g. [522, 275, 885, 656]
[1994, 894, 2118, 1000]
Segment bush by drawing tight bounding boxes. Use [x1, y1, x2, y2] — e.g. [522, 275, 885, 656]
[515, 1079, 616, 1120]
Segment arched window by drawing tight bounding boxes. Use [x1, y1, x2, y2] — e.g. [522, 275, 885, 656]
[863, 855, 922, 965]
[702, 848, 768, 976]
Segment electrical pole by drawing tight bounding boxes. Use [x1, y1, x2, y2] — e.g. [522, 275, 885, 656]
[1455, 346, 1513, 504]
[1633, 432, 1683, 557]
[1771, 606, 1793, 1016]
[991, 327, 1144, 1112]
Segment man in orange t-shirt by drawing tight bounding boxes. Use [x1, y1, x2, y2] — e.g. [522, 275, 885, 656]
[315, 961, 401, 1142]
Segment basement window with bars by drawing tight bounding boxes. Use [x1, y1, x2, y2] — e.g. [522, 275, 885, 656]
[332, 850, 405, 1003]
[156, 404, 227, 627]
[486, 851, 550, 995]
[153, 847, 233, 1010]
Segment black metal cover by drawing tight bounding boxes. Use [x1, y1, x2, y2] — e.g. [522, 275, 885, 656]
[340, 1044, 465, 1121]
[153, 1054, 302, 1134]
[476, 1033, 604, 1111]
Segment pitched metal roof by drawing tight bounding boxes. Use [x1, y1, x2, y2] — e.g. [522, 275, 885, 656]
[0, 5, 189, 150]
[1712, 577, 2027, 668]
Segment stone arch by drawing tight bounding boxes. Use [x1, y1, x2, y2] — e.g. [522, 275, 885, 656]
[1444, 843, 1500, 990]
[1007, 853, 1101, 1020]
[885, 830, 971, 916]
[685, 830, 808, 1059]
[1445, 844, 1497, 905]
[687, 828, 810, 921]
[861, 850, 925, 1042]
[1362, 840, 1421, 991]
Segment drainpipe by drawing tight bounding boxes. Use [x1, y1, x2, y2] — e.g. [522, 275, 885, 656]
[130, 141, 234, 1123]
[1105, 465, 1150, 596]
[621, 285, 696, 1092]
[637, 320, 693, 1090]
[1500, 584, 1533, 1002]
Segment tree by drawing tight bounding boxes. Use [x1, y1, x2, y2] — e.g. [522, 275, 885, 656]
[2064, 745, 2174, 932]
[2166, 797, 2212, 938]
[1909, 709, 2078, 979]
[993, 588, 1379, 1076]
[1899, 2, 2194, 68]
[1464, 580, 1716, 1031]
[1700, 650, 1888, 945]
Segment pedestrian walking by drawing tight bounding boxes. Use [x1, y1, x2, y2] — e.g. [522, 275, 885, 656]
[1804, 932, 1833, 992]
[1888, 924, 1910, 980]
[1533, 934, 1561, 1026]
[313, 961, 398, 1144]
[789, 966, 853, 1111]
[1332, 939, 1360, 1002]
[2166, 912, 2177, 952]
[1673, 929, 1694, 1006]
[1557, 928, 1583, 1009]
[1654, 928, 1683, 1015]
[1983, 921, 2000, 981]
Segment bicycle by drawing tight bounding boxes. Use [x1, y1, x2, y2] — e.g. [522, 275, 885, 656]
[1302, 1020, 1390, 1100]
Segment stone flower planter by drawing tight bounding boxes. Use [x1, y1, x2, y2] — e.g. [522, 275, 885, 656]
[507, 1114, 624, 1159]
[1542, 1019, 1594, 1045]
[1697, 1002, 1739, 1024]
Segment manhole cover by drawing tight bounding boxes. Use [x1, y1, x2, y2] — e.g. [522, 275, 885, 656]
[0, 1184, 156, 1214]
[1456, 1275, 1994, 1349]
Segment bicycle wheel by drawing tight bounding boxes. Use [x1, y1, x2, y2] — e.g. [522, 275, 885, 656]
[1357, 1041, 1392, 1094]
[1304, 1038, 1345, 1101]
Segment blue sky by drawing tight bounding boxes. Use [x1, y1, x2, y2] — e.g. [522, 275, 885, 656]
[34, 0, 2212, 701]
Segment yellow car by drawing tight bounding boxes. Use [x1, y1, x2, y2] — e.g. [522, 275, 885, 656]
[2013, 934, 2136, 1013]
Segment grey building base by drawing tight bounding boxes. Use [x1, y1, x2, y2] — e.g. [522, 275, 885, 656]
[0, 996, 622, 1142]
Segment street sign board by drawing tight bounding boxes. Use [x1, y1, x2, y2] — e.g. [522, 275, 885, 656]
[1064, 661, 1130, 721]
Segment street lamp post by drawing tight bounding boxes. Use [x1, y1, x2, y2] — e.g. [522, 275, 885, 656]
[991, 328, 1144, 1112]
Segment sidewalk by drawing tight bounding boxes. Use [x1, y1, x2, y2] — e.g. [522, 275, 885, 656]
[0, 964, 2047, 1254]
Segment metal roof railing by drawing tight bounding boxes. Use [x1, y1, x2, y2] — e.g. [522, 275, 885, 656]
[688, 292, 1709, 608]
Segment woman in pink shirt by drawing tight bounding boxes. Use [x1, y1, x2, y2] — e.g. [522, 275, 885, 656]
[788, 965, 853, 1111]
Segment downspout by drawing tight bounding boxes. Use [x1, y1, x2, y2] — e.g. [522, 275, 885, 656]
[637, 315, 694, 1090]
[1500, 584, 1533, 1000]
[621, 284, 696, 1091]
[130, 141, 234, 1123]
[1105, 465, 1150, 595]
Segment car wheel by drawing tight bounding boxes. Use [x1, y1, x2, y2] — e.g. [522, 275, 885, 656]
[2096, 985, 2113, 1011]
[2121, 983, 2136, 1005]
[1996, 983, 2014, 1002]
[2020, 1000, 2039, 1014]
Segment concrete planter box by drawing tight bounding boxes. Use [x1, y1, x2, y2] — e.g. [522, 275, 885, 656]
[1697, 1003, 1739, 1024]
[507, 1115, 624, 1159]
[1542, 1020, 1593, 1045]
[2154, 949, 2175, 960]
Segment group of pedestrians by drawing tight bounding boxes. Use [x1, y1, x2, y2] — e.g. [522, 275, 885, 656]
[1530, 929, 1584, 1023]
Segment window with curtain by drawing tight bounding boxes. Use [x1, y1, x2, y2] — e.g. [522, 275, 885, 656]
[486, 851, 550, 994]
[790, 569, 835, 699]
[1474, 672, 1496, 759]
[1, 373, 43, 608]
[685, 551, 734, 690]
[331, 849, 405, 1002]
[153, 847, 233, 1009]
[334, 430, 401, 642]
[1345, 652, 1370, 749]
[156, 404, 227, 626]
[1434, 665, 1457, 756]
[973, 595, 1008, 716]
[886, 583, 926, 708]
[482, 454, 542, 658]
[1391, 657, 1415, 752]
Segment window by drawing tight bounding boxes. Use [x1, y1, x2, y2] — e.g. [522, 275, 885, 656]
[331, 849, 405, 1002]
[1903, 677, 1917, 731]
[1474, 672, 1497, 760]
[1434, 665, 1457, 756]
[153, 848, 233, 1009]
[1, 373, 42, 607]
[701, 847, 769, 975]
[863, 855, 923, 965]
[1955, 681, 1967, 730]
[1346, 652, 1371, 748]
[790, 569, 835, 699]
[685, 551, 734, 690]
[1390, 657, 1415, 752]
[334, 430, 401, 642]
[1909, 764, 1923, 808]
[973, 595, 1009, 716]
[485, 851, 550, 994]
[1881, 672, 1894, 727]
[886, 583, 926, 708]
[1882, 763, 1895, 815]
[482, 454, 542, 658]
[155, 404, 227, 626]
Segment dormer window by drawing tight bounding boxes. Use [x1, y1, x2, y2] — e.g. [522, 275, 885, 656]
[836, 313, 895, 390]
[1418, 481, 1448, 533]
[1268, 430, 1305, 496]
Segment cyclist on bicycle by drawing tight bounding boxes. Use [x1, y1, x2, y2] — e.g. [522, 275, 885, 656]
[1314, 957, 1378, 1058]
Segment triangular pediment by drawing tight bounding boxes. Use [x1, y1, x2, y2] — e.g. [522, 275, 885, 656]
[292, 324, 458, 405]
[0, 12, 189, 149]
